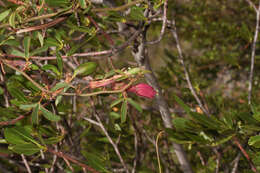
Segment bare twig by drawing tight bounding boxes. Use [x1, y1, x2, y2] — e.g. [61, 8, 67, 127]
[248, 0, 260, 106]
[89, 102, 129, 173]
[245, 0, 258, 12]
[0, 114, 26, 126]
[21, 154, 32, 173]
[16, 17, 67, 34]
[170, 19, 209, 116]
[233, 137, 258, 173]
[231, 153, 241, 173]
[146, 0, 168, 44]
[47, 148, 99, 173]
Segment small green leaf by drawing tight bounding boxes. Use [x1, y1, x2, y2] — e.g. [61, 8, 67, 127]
[42, 64, 60, 76]
[249, 135, 260, 148]
[32, 104, 39, 125]
[4, 126, 40, 147]
[51, 82, 69, 91]
[0, 9, 11, 22]
[173, 94, 191, 114]
[4, 128, 29, 145]
[19, 103, 37, 110]
[125, 67, 141, 75]
[23, 36, 31, 59]
[9, 12, 16, 28]
[73, 62, 97, 77]
[129, 6, 146, 21]
[37, 32, 44, 47]
[127, 98, 143, 113]
[79, 0, 87, 8]
[81, 151, 110, 172]
[110, 98, 124, 108]
[109, 112, 121, 119]
[10, 49, 24, 57]
[40, 106, 61, 121]
[56, 51, 63, 74]
[121, 100, 128, 123]
[9, 143, 41, 156]
[7, 84, 27, 102]
[31, 46, 48, 56]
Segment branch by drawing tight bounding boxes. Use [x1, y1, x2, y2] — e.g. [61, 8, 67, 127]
[131, 27, 193, 173]
[47, 148, 99, 173]
[88, 102, 129, 173]
[146, 0, 168, 44]
[170, 19, 209, 116]
[248, 0, 260, 105]
[0, 114, 26, 126]
[245, 0, 258, 12]
[233, 137, 258, 173]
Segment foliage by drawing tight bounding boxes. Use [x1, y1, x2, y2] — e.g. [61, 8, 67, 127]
[0, 0, 260, 172]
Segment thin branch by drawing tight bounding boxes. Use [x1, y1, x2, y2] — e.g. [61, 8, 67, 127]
[47, 148, 99, 173]
[132, 26, 193, 173]
[83, 117, 101, 127]
[248, 0, 260, 105]
[89, 103, 129, 173]
[16, 17, 67, 34]
[2, 60, 50, 93]
[92, 0, 144, 12]
[0, 28, 142, 61]
[21, 154, 32, 173]
[170, 19, 209, 116]
[146, 0, 168, 44]
[233, 137, 258, 173]
[231, 153, 241, 173]
[245, 0, 258, 12]
[0, 114, 26, 126]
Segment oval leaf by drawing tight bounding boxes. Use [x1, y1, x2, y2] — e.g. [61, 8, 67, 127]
[73, 62, 97, 77]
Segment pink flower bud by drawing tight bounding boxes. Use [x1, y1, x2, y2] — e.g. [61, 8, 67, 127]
[127, 83, 156, 99]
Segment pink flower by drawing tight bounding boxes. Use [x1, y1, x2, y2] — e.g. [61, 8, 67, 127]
[127, 83, 156, 99]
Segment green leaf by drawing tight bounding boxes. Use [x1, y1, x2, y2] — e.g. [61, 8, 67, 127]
[37, 32, 44, 47]
[110, 98, 124, 108]
[249, 135, 260, 148]
[56, 51, 63, 74]
[9, 12, 16, 28]
[51, 82, 69, 92]
[73, 62, 97, 77]
[40, 106, 61, 121]
[42, 64, 61, 76]
[23, 36, 31, 59]
[32, 104, 39, 125]
[125, 67, 141, 75]
[10, 49, 24, 57]
[4, 128, 29, 145]
[19, 103, 37, 110]
[109, 112, 121, 119]
[81, 151, 110, 172]
[45, 0, 70, 7]
[9, 143, 41, 156]
[173, 118, 194, 132]
[0, 9, 11, 22]
[45, 37, 61, 47]
[121, 100, 128, 123]
[7, 84, 27, 102]
[79, 0, 87, 8]
[31, 46, 48, 56]
[44, 136, 64, 144]
[127, 98, 143, 113]
[4, 126, 40, 146]
[173, 94, 192, 114]
[129, 6, 146, 21]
